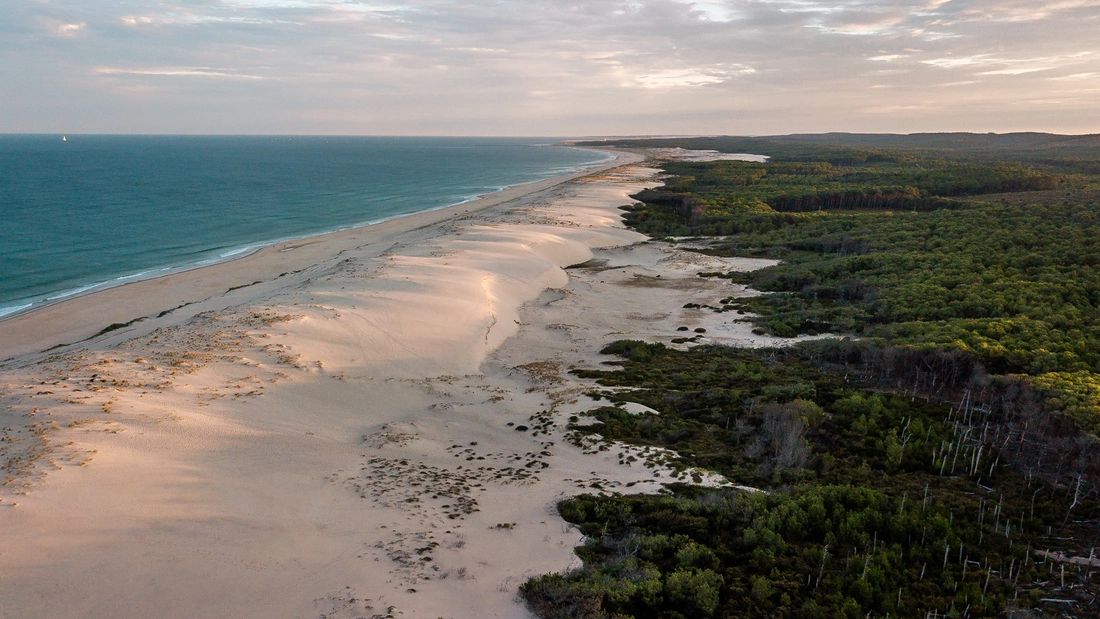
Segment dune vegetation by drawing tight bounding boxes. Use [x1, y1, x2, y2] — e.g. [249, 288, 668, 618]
[523, 135, 1100, 618]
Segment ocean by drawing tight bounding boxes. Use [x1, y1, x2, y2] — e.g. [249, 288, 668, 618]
[0, 136, 611, 318]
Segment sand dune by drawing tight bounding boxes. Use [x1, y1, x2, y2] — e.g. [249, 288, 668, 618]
[0, 154, 798, 618]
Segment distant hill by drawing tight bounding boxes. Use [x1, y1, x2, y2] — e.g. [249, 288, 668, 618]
[577, 132, 1100, 170]
[752, 132, 1100, 150]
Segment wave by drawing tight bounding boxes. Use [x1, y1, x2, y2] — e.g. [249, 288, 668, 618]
[0, 303, 33, 319]
[0, 139, 615, 323]
[46, 282, 104, 301]
[218, 245, 262, 259]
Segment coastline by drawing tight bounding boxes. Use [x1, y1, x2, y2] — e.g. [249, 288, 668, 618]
[0, 148, 620, 360]
[0, 144, 614, 322]
[0, 152, 803, 619]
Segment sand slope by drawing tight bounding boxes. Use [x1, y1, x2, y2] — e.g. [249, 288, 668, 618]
[0, 156, 808, 619]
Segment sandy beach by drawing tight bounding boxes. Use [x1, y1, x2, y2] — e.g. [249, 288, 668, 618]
[0, 152, 808, 619]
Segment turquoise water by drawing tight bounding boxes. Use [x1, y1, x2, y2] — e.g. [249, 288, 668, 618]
[0, 136, 610, 318]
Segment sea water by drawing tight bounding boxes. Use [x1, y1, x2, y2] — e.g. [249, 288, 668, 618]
[0, 136, 611, 318]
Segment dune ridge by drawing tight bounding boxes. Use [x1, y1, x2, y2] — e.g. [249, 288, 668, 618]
[0, 154, 808, 619]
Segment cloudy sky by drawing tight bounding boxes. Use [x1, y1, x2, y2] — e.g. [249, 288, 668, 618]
[3, 0, 1098, 135]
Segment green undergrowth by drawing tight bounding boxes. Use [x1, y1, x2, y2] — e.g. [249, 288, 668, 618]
[620, 145, 1100, 435]
[521, 139, 1100, 619]
[522, 342, 1099, 619]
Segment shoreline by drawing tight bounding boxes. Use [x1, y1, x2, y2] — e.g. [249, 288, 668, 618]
[0, 148, 626, 361]
[0, 153, 803, 619]
[0, 146, 614, 322]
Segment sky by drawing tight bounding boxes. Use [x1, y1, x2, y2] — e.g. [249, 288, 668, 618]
[3, 0, 1099, 136]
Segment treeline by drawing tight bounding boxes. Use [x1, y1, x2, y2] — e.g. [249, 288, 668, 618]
[626, 159, 1061, 236]
[522, 342, 1100, 618]
[789, 339, 1100, 488]
[521, 140, 1100, 619]
[622, 150, 1100, 425]
[578, 133, 1100, 173]
[624, 141, 1100, 529]
[767, 189, 955, 213]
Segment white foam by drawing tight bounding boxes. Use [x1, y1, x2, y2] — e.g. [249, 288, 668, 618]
[219, 244, 262, 259]
[0, 302, 33, 319]
[46, 282, 103, 301]
[114, 269, 155, 282]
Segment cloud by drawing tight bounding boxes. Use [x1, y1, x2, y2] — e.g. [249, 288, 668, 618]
[633, 65, 755, 88]
[1051, 72, 1099, 80]
[923, 51, 1094, 76]
[672, 0, 739, 22]
[922, 56, 992, 69]
[979, 67, 1050, 76]
[120, 16, 154, 27]
[959, 0, 1100, 22]
[38, 17, 86, 37]
[807, 15, 906, 36]
[863, 103, 942, 113]
[1, 0, 1098, 134]
[634, 68, 727, 87]
[96, 67, 266, 79]
[55, 22, 85, 35]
